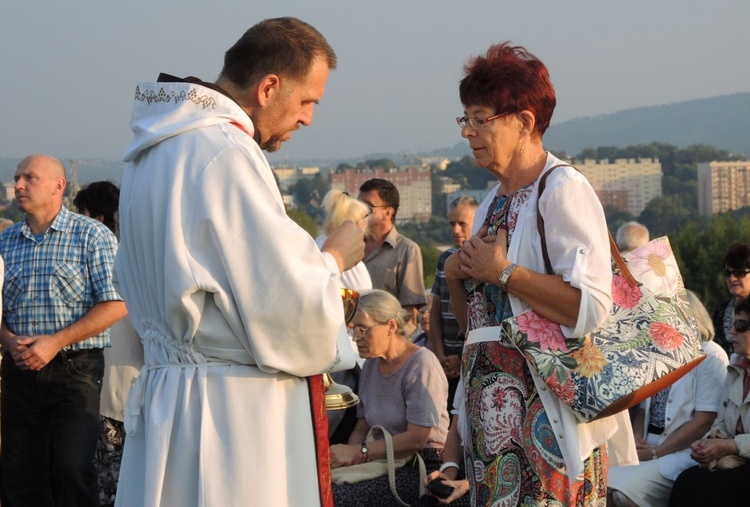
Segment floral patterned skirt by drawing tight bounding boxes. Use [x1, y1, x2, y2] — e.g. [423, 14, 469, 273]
[462, 337, 607, 506]
[95, 416, 125, 506]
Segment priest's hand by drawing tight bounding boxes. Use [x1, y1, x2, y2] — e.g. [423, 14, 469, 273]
[322, 221, 365, 273]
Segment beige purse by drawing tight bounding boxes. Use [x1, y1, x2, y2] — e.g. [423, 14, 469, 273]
[331, 425, 426, 506]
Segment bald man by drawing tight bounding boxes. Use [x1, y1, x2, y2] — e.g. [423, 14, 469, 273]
[0, 154, 127, 506]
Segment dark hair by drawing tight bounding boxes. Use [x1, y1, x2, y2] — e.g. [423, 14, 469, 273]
[359, 178, 400, 218]
[723, 243, 750, 270]
[219, 17, 337, 88]
[73, 181, 120, 233]
[734, 296, 750, 316]
[459, 42, 556, 136]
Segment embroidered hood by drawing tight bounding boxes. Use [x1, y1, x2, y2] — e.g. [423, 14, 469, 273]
[123, 81, 255, 162]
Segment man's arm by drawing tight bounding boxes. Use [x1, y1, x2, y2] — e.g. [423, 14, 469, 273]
[396, 242, 426, 322]
[15, 301, 127, 371]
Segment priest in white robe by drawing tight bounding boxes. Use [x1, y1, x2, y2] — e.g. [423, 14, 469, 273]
[114, 18, 364, 507]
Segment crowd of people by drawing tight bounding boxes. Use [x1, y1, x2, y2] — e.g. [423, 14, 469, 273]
[0, 15, 748, 507]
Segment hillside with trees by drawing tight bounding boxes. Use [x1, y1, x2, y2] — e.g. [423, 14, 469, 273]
[545, 92, 750, 157]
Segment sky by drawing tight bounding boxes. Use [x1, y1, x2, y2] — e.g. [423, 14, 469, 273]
[1, 1, 748, 165]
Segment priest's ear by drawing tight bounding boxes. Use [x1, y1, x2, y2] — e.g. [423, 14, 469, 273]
[256, 74, 283, 107]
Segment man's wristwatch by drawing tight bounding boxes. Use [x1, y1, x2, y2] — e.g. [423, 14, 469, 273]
[651, 447, 659, 460]
[498, 263, 519, 292]
[360, 442, 369, 462]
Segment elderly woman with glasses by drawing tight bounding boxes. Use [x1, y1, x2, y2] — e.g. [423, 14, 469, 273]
[712, 243, 750, 356]
[669, 297, 750, 506]
[329, 289, 449, 506]
[439, 42, 635, 505]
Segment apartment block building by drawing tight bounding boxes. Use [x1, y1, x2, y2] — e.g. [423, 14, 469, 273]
[698, 161, 750, 215]
[577, 158, 662, 217]
[330, 165, 432, 223]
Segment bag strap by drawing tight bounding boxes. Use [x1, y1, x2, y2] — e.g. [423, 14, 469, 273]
[367, 425, 426, 506]
[536, 165, 638, 288]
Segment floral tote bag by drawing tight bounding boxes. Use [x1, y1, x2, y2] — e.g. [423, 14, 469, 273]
[502, 235, 706, 422]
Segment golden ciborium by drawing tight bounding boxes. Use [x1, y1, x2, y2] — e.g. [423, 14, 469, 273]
[324, 288, 361, 410]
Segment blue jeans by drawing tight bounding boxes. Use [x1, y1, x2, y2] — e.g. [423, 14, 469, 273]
[1, 348, 104, 507]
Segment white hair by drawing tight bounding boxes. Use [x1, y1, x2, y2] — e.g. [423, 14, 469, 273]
[616, 221, 649, 253]
[321, 189, 370, 235]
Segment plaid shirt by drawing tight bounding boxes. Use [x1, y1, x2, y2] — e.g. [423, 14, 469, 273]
[0, 207, 122, 350]
[431, 248, 464, 355]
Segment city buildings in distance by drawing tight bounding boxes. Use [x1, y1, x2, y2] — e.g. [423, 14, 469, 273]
[698, 161, 750, 215]
[576, 158, 662, 217]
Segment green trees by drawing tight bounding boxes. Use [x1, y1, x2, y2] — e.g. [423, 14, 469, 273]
[443, 155, 495, 190]
[637, 196, 697, 238]
[399, 216, 451, 289]
[670, 211, 750, 314]
[286, 207, 318, 238]
[289, 174, 329, 220]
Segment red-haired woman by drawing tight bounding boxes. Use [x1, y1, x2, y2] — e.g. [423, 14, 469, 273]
[429, 43, 634, 506]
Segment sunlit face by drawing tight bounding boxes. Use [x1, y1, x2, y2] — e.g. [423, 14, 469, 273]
[349, 311, 392, 359]
[355, 207, 372, 232]
[14, 159, 65, 215]
[448, 204, 476, 247]
[732, 311, 750, 359]
[724, 265, 750, 300]
[254, 56, 330, 153]
[460, 104, 521, 177]
[358, 190, 393, 233]
[419, 306, 430, 333]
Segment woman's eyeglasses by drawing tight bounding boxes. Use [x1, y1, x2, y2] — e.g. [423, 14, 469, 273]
[350, 323, 385, 337]
[455, 113, 506, 129]
[722, 268, 750, 278]
[732, 319, 750, 333]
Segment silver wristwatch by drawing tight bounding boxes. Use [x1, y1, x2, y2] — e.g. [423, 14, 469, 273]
[498, 263, 519, 292]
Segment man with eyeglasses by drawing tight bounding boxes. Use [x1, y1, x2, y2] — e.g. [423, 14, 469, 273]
[358, 178, 426, 328]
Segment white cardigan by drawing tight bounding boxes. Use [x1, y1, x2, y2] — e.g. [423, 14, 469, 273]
[640, 340, 728, 480]
[470, 152, 636, 478]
